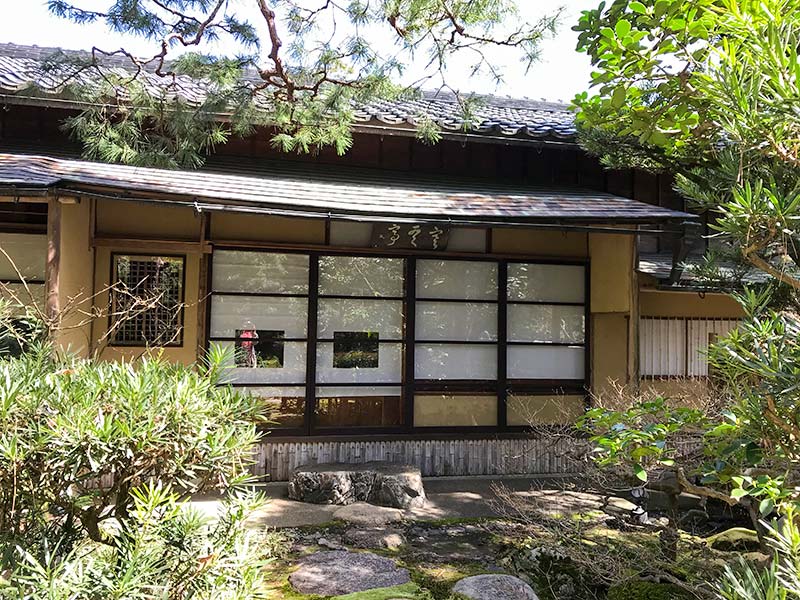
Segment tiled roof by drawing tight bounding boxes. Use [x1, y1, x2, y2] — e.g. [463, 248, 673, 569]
[0, 152, 690, 224]
[0, 43, 577, 142]
[638, 253, 768, 287]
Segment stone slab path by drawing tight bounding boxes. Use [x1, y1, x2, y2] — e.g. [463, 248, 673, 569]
[288, 550, 411, 596]
[453, 574, 540, 600]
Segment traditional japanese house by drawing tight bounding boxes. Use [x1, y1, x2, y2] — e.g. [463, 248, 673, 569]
[0, 43, 744, 479]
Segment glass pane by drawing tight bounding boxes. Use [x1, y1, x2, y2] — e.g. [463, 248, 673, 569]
[416, 301, 497, 341]
[317, 298, 403, 340]
[241, 386, 305, 428]
[415, 344, 497, 380]
[416, 260, 497, 300]
[316, 386, 402, 428]
[333, 332, 379, 368]
[317, 342, 402, 383]
[414, 394, 497, 427]
[319, 256, 403, 297]
[507, 263, 585, 303]
[508, 305, 585, 343]
[507, 345, 585, 379]
[210, 296, 308, 338]
[212, 251, 308, 294]
[217, 341, 306, 384]
[507, 395, 586, 426]
[329, 221, 374, 247]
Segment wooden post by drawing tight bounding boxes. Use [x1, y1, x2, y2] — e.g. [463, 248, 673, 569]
[45, 197, 61, 327]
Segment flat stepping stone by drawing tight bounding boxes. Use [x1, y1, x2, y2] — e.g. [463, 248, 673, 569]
[453, 574, 539, 600]
[289, 550, 410, 596]
[333, 502, 404, 526]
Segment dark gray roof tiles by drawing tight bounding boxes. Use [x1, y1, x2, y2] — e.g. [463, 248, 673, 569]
[0, 43, 577, 142]
[0, 152, 690, 224]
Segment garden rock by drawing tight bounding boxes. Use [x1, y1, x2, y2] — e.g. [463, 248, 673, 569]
[344, 527, 406, 549]
[289, 550, 410, 596]
[453, 574, 539, 600]
[708, 527, 761, 552]
[334, 502, 404, 526]
[288, 462, 426, 508]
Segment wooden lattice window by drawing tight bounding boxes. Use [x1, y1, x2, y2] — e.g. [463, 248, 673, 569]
[110, 254, 185, 347]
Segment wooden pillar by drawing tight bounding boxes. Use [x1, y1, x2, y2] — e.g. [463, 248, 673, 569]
[45, 197, 61, 326]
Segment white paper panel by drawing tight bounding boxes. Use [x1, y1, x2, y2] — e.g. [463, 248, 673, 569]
[508, 304, 585, 343]
[212, 251, 308, 294]
[416, 301, 497, 341]
[217, 341, 307, 384]
[415, 344, 497, 379]
[210, 296, 308, 337]
[446, 228, 487, 252]
[317, 386, 400, 397]
[416, 260, 497, 300]
[317, 298, 403, 339]
[507, 345, 585, 379]
[639, 318, 686, 377]
[0, 233, 46, 280]
[329, 221, 374, 247]
[316, 342, 402, 383]
[507, 263, 585, 303]
[319, 256, 404, 297]
[687, 319, 738, 377]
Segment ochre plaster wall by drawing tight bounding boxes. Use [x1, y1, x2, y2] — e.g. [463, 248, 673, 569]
[92, 245, 202, 364]
[96, 200, 202, 240]
[56, 198, 95, 356]
[414, 394, 498, 427]
[588, 233, 636, 397]
[491, 229, 588, 257]
[640, 289, 744, 318]
[507, 395, 586, 426]
[210, 213, 326, 244]
[640, 379, 713, 406]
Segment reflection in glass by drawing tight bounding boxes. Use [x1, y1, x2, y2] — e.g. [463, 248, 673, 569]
[507, 263, 585, 303]
[316, 386, 402, 427]
[243, 386, 305, 428]
[212, 251, 309, 294]
[210, 296, 308, 338]
[416, 301, 497, 341]
[317, 298, 403, 340]
[507, 304, 585, 343]
[416, 260, 497, 300]
[317, 342, 402, 384]
[234, 328, 284, 368]
[217, 341, 307, 384]
[318, 256, 404, 297]
[333, 331, 379, 368]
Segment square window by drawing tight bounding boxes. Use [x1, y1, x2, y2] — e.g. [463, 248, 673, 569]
[235, 329, 285, 369]
[333, 331, 379, 368]
[110, 254, 185, 346]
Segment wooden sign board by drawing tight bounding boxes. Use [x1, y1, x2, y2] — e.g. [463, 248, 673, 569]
[370, 223, 450, 250]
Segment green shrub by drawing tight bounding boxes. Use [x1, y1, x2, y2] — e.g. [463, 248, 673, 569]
[607, 581, 692, 600]
[0, 343, 265, 546]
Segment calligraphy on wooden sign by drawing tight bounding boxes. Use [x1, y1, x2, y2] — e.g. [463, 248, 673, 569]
[370, 223, 450, 250]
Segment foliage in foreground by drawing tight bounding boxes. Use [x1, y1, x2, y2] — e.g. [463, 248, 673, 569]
[574, 0, 800, 289]
[44, 0, 562, 167]
[0, 336, 274, 597]
[5, 484, 277, 600]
